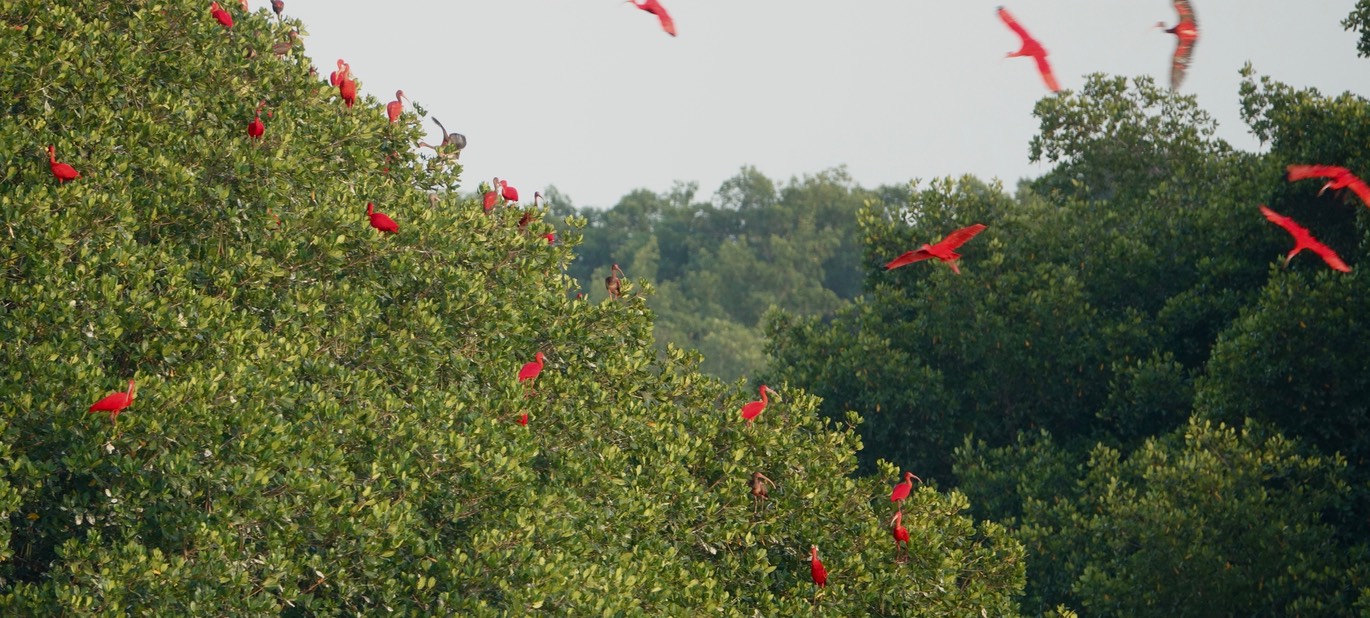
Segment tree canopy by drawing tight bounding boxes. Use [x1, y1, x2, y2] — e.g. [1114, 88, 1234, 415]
[0, 1, 1026, 614]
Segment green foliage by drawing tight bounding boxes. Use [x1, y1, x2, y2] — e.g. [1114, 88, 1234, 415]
[1345, 0, 1370, 58]
[0, 0, 1024, 614]
[768, 67, 1370, 614]
[567, 167, 868, 381]
[959, 420, 1369, 616]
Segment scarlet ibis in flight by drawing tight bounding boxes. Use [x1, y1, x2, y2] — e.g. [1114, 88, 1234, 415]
[247, 101, 265, 140]
[627, 0, 676, 37]
[210, 1, 233, 28]
[809, 545, 828, 588]
[885, 223, 988, 274]
[606, 264, 626, 300]
[386, 90, 407, 123]
[271, 0, 284, 19]
[366, 202, 399, 235]
[997, 7, 1060, 92]
[748, 471, 776, 512]
[740, 385, 779, 424]
[47, 145, 80, 183]
[518, 352, 545, 383]
[1259, 205, 1350, 273]
[89, 379, 136, 423]
[1287, 164, 1370, 209]
[890, 511, 911, 563]
[889, 471, 922, 504]
[1156, 0, 1199, 90]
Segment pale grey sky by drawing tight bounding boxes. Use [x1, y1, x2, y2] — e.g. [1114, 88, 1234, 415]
[282, 1, 1365, 207]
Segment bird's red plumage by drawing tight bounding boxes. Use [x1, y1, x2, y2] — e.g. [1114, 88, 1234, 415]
[518, 353, 544, 382]
[809, 547, 828, 587]
[631, 0, 676, 36]
[1260, 205, 1350, 273]
[247, 115, 264, 139]
[210, 2, 233, 28]
[1287, 164, 1370, 209]
[48, 146, 80, 183]
[997, 7, 1059, 92]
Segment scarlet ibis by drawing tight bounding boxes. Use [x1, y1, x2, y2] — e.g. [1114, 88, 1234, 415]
[518, 412, 529, 426]
[47, 145, 79, 183]
[500, 179, 519, 202]
[543, 232, 556, 245]
[89, 379, 136, 423]
[1287, 164, 1370, 209]
[210, 1, 233, 28]
[809, 545, 828, 588]
[885, 223, 987, 274]
[386, 90, 407, 123]
[518, 352, 545, 383]
[1156, 0, 1198, 90]
[1260, 205, 1350, 272]
[339, 68, 357, 108]
[627, 0, 676, 36]
[366, 202, 399, 234]
[889, 471, 922, 504]
[890, 511, 911, 563]
[329, 59, 346, 88]
[606, 263, 626, 299]
[483, 188, 498, 213]
[271, 0, 284, 19]
[997, 7, 1059, 92]
[247, 102, 265, 140]
[748, 471, 776, 512]
[740, 385, 779, 424]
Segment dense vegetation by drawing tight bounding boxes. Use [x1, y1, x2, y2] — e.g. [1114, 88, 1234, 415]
[6, 1, 1370, 615]
[766, 18, 1370, 618]
[558, 166, 884, 381]
[0, 1, 1025, 615]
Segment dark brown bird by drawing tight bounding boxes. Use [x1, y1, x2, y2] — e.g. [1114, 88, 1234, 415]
[748, 471, 776, 513]
[605, 263, 626, 299]
[419, 117, 466, 159]
[271, 0, 284, 19]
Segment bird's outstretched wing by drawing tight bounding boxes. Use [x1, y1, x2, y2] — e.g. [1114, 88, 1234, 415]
[1286, 164, 1347, 182]
[1171, 36, 1196, 90]
[932, 224, 989, 252]
[996, 6, 1031, 43]
[1173, 0, 1196, 26]
[1167, 0, 1198, 90]
[1347, 177, 1370, 209]
[654, 2, 676, 36]
[885, 249, 933, 271]
[1309, 239, 1352, 272]
[1034, 55, 1061, 92]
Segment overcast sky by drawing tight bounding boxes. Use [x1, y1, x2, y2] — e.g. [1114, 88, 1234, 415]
[281, 1, 1365, 208]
